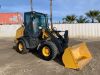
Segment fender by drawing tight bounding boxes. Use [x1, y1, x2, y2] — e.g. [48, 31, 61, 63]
[37, 40, 46, 50]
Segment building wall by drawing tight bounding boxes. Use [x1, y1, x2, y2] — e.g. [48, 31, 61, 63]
[0, 23, 100, 39]
[53, 23, 100, 39]
[0, 25, 21, 38]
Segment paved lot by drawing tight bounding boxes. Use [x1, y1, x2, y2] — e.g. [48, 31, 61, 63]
[0, 38, 100, 75]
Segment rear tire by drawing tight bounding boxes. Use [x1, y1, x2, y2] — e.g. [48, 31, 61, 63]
[38, 41, 58, 61]
[16, 40, 29, 54]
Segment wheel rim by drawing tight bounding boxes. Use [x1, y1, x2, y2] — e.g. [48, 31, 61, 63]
[18, 43, 24, 51]
[42, 46, 50, 57]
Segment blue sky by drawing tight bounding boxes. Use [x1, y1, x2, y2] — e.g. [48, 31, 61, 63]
[0, 0, 100, 22]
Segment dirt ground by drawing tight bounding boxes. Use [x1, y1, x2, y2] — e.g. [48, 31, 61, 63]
[0, 38, 99, 75]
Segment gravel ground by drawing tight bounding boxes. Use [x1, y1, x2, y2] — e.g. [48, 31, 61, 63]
[0, 38, 99, 75]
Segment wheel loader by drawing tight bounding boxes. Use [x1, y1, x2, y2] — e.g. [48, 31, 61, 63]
[15, 11, 92, 70]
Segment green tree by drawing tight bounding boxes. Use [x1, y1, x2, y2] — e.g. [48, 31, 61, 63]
[62, 18, 66, 23]
[86, 10, 100, 23]
[64, 15, 76, 23]
[76, 16, 89, 23]
[96, 15, 100, 23]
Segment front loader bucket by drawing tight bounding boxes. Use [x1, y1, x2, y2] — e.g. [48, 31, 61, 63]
[62, 43, 92, 70]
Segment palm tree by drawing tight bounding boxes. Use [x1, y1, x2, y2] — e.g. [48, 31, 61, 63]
[96, 15, 100, 23]
[76, 16, 89, 23]
[62, 18, 66, 23]
[86, 10, 100, 23]
[64, 15, 76, 23]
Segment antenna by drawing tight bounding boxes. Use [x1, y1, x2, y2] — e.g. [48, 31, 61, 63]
[30, 0, 33, 11]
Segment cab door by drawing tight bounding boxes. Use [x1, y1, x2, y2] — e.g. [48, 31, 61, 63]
[24, 13, 34, 37]
[24, 13, 40, 48]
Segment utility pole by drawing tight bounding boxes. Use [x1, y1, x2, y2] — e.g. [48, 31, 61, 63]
[30, 0, 33, 11]
[50, 0, 53, 30]
[0, 5, 1, 8]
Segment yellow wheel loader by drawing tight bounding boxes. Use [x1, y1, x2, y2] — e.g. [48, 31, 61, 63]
[15, 11, 92, 70]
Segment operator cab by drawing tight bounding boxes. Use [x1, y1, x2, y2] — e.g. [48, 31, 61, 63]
[24, 11, 48, 36]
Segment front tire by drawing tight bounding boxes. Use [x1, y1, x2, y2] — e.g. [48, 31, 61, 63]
[16, 40, 29, 54]
[38, 41, 58, 61]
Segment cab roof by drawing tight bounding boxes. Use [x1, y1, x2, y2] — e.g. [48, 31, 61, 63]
[25, 11, 47, 16]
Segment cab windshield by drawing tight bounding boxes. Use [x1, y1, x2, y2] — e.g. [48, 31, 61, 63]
[33, 14, 48, 29]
